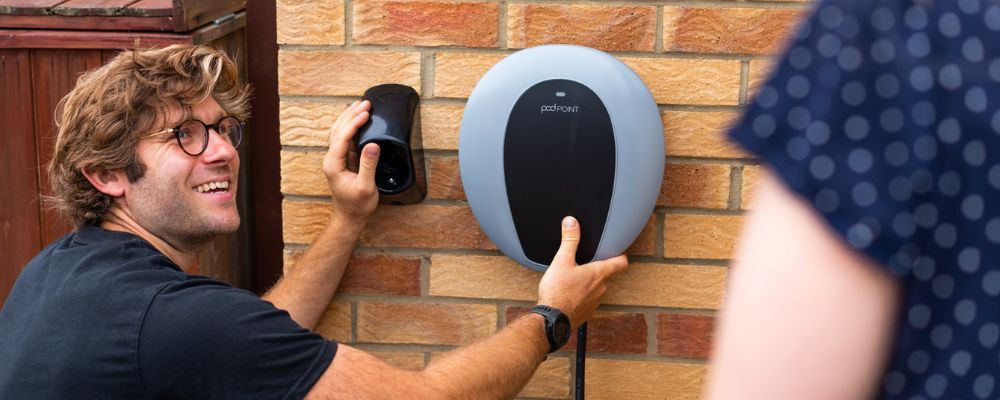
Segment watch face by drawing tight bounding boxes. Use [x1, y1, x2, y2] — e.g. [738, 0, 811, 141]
[553, 315, 571, 343]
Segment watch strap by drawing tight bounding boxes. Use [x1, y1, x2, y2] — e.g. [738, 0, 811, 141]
[530, 305, 569, 353]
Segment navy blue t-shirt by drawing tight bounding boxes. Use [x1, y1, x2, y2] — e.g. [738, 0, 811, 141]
[730, 0, 1000, 398]
[0, 226, 336, 399]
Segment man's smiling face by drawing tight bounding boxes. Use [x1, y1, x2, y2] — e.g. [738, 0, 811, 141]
[124, 97, 241, 249]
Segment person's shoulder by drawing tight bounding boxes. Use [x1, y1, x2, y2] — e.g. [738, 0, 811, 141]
[145, 275, 280, 331]
[65, 225, 183, 272]
[13, 226, 183, 297]
[151, 274, 251, 304]
[23, 226, 194, 309]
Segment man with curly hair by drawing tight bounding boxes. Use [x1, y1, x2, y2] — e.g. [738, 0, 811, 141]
[0, 45, 627, 399]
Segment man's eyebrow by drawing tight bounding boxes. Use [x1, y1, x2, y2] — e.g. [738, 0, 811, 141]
[168, 113, 226, 126]
[202, 112, 228, 124]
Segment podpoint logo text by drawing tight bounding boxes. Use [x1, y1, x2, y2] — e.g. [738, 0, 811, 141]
[540, 104, 580, 114]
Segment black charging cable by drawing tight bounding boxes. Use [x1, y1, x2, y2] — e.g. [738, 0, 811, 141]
[575, 323, 587, 400]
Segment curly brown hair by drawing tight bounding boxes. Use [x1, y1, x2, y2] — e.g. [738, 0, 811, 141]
[47, 44, 252, 228]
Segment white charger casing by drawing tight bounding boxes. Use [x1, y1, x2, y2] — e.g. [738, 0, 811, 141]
[459, 45, 664, 272]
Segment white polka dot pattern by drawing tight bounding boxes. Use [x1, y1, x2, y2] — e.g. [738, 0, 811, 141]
[728, 0, 1000, 397]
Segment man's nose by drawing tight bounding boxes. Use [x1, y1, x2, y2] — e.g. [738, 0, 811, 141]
[201, 128, 238, 162]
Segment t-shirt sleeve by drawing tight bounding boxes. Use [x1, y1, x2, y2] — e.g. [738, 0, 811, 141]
[728, 0, 997, 277]
[138, 278, 336, 400]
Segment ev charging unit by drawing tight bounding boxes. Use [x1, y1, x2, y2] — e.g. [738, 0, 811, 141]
[355, 84, 426, 205]
[458, 45, 664, 399]
[459, 44, 664, 270]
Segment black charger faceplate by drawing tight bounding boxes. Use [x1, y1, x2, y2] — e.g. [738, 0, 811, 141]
[503, 79, 615, 266]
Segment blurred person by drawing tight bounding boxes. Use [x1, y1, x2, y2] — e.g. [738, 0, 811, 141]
[707, 0, 1000, 398]
[0, 44, 628, 399]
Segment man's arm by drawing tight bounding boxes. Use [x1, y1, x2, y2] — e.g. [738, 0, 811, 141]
[311, 314, 547, 400]
[262, 100, 379, 330]
[704, 171, 900, 400]
[306, 216, 628, 399]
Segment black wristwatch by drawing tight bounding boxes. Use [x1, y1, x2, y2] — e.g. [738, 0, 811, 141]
[530, 305, 571, 353]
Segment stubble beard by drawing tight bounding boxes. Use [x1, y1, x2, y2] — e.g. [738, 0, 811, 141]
[131, 175, 241, 252]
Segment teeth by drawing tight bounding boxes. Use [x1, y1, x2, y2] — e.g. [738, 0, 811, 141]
[195, 181, 230, 193]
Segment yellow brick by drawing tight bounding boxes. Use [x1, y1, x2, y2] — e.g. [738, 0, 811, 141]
[660, 163, 731, 209]
[507, 4, 656, 52]
[421, 104, 463, 150]
[288, 250, 422, 296]
[741, 165, 766, 210]
[370, 351, 425, 371]
[357, 301, 496, 345]
[434, 53, 505, 99]
[664, 214, 743, 260]
[283, 202, 493, 250]
[586, 359, 706, 400]
[662, 7, 804, 55]
[279, 50, 421, 96]
[748, 58, 779, 101]
[279, 100, 349, 147]
[276, 0, 345, 45]
[604, 263, 727, 309]
[353, 0, 498, 47]
[429, 255, 540, 301]
[281, 150, 328, 196]
[662, 111, 745, 158]
[361, 204, 495, 250]
[522, 356, 571, 399]
[626, 215, 657, 256]
[427, 156, 465, 201]
[622, 58, 741, 105]
[282, 200, 333, 244]
[315, 300, 351, 342]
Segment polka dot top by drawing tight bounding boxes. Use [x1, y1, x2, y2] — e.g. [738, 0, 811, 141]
[728, 0, 1000, 398]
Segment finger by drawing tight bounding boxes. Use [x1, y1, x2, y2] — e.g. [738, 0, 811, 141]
[551, 216, 581, 266]
[326, 134, 350, 174]
[327, 103, 359, 169]
[328, 103, 370, 171]
[350, 110, 371, 130]
[332, 100, 360, 127]
[331, 101, 369, 143]
[329, 101, 361, 141]
[356, 142, 381, 185]
[588, 255, 629, 280]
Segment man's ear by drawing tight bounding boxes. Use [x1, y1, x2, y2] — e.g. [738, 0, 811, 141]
[81, 167, 127, 197]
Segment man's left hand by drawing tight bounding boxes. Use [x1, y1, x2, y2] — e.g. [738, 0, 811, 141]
[323, 100, 379, 224]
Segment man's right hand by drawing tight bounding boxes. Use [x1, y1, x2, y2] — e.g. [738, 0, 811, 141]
[537, 216, 629, 329]
[322, 100, 379, 225]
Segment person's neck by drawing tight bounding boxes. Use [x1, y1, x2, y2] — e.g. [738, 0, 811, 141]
[100, 208, 200, 273]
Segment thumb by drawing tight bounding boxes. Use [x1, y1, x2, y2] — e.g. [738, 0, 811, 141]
[551, 216, 581, 266]
[357, 143, 380, 184]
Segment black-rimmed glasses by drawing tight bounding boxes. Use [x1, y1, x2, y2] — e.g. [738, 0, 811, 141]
[144, 116, 243, 156]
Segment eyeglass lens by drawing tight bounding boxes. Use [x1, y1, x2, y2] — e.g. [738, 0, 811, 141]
[176, 116, 243, 156]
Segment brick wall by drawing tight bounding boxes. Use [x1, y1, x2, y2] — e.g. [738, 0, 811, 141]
[276, 1, 808, 398]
